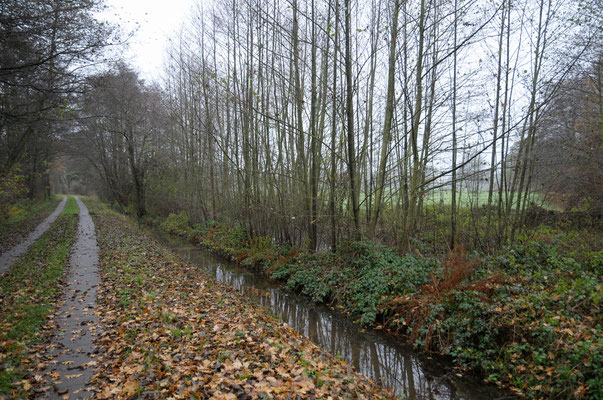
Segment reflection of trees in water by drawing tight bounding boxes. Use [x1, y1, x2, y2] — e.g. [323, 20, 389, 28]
[200, 260, 457, 399]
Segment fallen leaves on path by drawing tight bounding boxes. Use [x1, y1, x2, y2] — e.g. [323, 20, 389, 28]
[90, 209, 395, 399]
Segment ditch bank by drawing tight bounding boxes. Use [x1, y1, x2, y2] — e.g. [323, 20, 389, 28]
[85, 201, 396, 399]
[150, 224, 508, 399]
[154, 211, 602, 399]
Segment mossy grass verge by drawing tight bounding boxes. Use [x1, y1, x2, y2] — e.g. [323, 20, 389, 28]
[0, 195, 64, 255]
[0, 195, 62, 231]
[0, 196, 79, 396]
[61, 195, 79, 216]
[157, 210, 602, 399]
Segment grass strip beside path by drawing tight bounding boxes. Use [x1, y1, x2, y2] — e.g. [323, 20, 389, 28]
[0, 196, 78, 397]
[87, 200, 394, 399]
[0, 195, 63, 255]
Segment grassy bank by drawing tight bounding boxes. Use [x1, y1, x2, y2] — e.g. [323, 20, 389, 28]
[0, 195, 63, 255]
[0, 196, 78, 396]
[87, 200, 394, 399]
[159, 211, 602, 399]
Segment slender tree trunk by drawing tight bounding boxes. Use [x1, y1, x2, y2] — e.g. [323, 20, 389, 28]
[330, 0, 339, 250]
[401, 0, 426, 251]
[309, 0, 319, 251]
[485, 0, 506, 245]
[450, 0, 458, 249]
[369, 0, 400, 238]
[344, 0, 360, 236]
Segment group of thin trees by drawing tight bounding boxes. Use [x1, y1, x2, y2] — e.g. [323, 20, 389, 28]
[65, 0, 600, 252]
[126, 0, 595, 252]
[67, 64, 165, 218]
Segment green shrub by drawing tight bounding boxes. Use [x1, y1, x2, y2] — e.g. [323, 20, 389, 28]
[267, 240, 439, 326]
[160, 211, 191, 237]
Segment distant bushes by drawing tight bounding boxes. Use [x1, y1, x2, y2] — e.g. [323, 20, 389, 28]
[159, 211, 191, 237]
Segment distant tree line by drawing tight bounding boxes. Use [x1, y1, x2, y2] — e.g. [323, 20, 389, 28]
[0, 0, 113, 217]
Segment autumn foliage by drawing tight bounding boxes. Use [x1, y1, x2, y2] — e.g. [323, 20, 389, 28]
[83, 208, 395, 399]
[421, 246, 477, 296]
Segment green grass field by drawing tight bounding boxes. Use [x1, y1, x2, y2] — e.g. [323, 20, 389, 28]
[419, 190, 558, 210]
[358, 189, 559, 212]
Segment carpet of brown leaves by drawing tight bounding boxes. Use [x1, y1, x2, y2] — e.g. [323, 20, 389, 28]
[89, 208, 395, 399]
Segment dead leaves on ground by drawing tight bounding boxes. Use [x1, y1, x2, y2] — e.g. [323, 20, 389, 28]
[0, 214, 77, 398]
[91, 212, 394, 399]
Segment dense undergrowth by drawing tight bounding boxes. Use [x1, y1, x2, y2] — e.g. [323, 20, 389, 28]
[158, 210, 602, 399]
[0, 196, 78, 396]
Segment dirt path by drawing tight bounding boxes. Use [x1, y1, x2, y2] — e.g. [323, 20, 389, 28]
[40, 197, 100, 399]
[0, 197, 67, 275]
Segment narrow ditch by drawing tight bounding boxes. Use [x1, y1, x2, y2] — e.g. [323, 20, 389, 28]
[150, 227, 509, 400]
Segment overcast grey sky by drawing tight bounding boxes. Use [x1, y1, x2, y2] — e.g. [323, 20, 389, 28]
[101, 0, 197, 81]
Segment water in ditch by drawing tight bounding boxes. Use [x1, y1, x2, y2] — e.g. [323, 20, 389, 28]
[150, 227, 510, 400]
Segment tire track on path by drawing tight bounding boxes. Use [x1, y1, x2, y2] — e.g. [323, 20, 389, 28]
[40, 197, 100, 399]
[0, 197, 67, 275]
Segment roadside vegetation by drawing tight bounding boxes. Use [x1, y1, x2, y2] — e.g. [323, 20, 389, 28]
[0, 195, 62, 255]
[1, 0, 600, 399]
[0, 196, 78, 396]
[86, 199, 394, 399]
[158, 210, 602, 399]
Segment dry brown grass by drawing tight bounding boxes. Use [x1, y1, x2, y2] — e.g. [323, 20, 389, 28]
[383, 246, 506, 350]
[421, 246, 478, 296]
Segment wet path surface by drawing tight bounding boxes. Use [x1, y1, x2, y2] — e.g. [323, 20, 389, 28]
[0, 197, 67, 275]
[151, 228, 508, 400]
[41, 197, 100, 399]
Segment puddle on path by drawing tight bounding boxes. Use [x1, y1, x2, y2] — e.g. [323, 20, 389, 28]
[151, 228, 509, 400]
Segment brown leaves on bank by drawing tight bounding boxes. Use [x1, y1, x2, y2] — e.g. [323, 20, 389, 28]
[90, 211, 395, 399]
[383, 246, 504, 350]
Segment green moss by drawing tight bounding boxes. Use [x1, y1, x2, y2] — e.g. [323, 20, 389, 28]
[0, 195, 62, 231]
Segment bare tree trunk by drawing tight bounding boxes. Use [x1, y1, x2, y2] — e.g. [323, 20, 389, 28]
[329, 0, 339, 250]
[511, 0, 551, 241]
[309, 0, 319, 251]
[344, 0, 360, 236]
[401, 0, 426, 251]
[369, 0, 400, 238]
[450, 0, 458, 249]
[485, 0, 506, 246]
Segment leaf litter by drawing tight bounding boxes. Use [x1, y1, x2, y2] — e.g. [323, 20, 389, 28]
[87, 207, 395, 399]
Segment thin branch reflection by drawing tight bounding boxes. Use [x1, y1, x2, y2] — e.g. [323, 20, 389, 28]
[153, 229, 504, 400]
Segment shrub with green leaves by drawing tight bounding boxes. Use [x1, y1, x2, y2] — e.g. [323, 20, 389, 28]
[160, 211, 192, 237]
